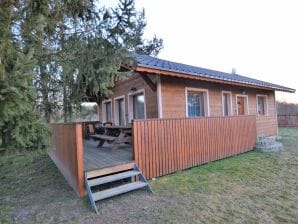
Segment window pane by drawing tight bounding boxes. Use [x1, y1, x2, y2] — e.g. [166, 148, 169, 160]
[133, 94, 145, 119]
[258, 97, 265, 115]
[223, 93, 229, 116]
[187, 91, 204, 117]
[118, 98, 125, 126]
[105, 102, 111, 122]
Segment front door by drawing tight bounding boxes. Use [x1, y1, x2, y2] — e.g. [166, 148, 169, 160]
[237, 97, 245, 115]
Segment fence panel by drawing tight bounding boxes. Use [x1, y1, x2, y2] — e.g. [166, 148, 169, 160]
[133, 116, 257, 179]
[50, 123, 84, 197]
[278, 115, 298, 127]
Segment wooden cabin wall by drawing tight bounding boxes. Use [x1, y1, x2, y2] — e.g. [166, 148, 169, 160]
[98, 74, 158, 124]
[160, 76, 277, 137]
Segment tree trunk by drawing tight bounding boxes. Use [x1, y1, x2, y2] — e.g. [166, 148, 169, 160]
[40, 64, 51, 123]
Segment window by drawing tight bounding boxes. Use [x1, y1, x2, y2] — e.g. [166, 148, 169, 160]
[186, 88, 209, 117]
[257, 95, 268, 116]
[114, 96, 126, 126]
[236, 95, 248, 115]
[222, 91, 232, 116]
[102, 100, 112, 122]
[128, 89, 146, 122]
[133, 93, 145, 119]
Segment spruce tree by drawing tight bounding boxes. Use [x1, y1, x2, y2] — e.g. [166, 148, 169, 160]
[0, 0, 163, 149]
[0, 2, 49, 149]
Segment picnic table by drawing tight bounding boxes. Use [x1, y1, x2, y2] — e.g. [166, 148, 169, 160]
[90, 126, 132, 150]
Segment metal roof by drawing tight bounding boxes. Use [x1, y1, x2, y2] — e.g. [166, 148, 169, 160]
[134, 54, 295, 93]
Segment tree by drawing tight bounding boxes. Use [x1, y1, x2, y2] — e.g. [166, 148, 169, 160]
[0, 0, 163, 149]
[0, 2, 49, 149]
[55, 0, 163, 121]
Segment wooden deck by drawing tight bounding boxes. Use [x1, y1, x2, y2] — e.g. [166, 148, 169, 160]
[83, 140, 133, 171]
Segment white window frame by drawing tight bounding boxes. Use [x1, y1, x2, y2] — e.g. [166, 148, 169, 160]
[185, 87, 210, 117]
[102, 99, 112, 123]
[256, 94, 269, 116]
[128, 89, 146, 123]
[114, 95, 126, 126]
[235, 94, 249, 115]
[221, 91, 233, 116]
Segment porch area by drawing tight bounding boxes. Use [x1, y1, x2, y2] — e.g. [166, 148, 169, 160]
[50, 115, 258, 197]
[83, 140, 133, 171]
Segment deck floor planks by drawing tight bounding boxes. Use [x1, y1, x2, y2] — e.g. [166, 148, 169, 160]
[83, 140, 133, 171]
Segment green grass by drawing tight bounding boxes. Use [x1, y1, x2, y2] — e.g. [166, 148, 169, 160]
[0, 128, 297, 223]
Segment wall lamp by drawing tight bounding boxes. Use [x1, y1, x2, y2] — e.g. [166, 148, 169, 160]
[131, 87, 137, 92]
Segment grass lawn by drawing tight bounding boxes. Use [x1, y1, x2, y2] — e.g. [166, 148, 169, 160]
[0, 128, 297, 223]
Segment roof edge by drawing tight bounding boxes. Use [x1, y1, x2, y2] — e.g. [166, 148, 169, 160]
[135, 65, 296, 93]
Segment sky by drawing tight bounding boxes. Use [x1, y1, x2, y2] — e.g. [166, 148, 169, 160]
[101, 0, 298, 103]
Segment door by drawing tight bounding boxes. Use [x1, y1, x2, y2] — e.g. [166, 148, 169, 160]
[237, 97, 245, 115]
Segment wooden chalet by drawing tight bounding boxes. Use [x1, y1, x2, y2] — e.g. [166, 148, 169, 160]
[50, 54, 295, 213]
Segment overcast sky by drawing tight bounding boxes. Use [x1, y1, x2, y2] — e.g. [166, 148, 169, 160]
[101, 0, 298, 103]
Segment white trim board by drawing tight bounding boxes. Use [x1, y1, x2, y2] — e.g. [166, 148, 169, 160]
[256, 94, 269, 116]
[185, 87, 210, 117]
[157, 75, 163, 118]
[102, 99, 112, 123]
[235, 94, 249, 115]
[127, 88, 146, 123]
[113, 95, 126, 126]
[221, 91, 233, 116]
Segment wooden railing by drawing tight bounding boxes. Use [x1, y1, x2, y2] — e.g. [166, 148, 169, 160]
[278, 115, 298, 127]
[49, 123, 84, 197]
[133, 116, 257, 179]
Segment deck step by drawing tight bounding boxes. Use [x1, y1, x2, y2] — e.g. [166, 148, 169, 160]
[86, 162, 135, 179]
[88, 171, 141, 187]
[85, 162, 152, 214]
[92, 181, 148, 201]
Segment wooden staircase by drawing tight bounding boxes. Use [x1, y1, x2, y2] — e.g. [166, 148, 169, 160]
[84, 162, 152, 214]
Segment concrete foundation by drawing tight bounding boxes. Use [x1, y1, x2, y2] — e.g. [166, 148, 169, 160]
[255, 135, 283, 152]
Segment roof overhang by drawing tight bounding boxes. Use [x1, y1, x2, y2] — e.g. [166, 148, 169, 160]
[135, 65, 296, 93]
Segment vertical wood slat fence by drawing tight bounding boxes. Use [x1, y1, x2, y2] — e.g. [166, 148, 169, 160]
[49, 123, 84, 197]
[278, 115, 298, 127]
[133, 116, 257, 179]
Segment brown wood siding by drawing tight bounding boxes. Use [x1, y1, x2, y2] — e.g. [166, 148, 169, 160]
[160, 76, 277, 136]
[256, 93, 278, 136]
[99, 74, 158, 124]
[49, 123, 84, 197]
[133, 116, 257, 179]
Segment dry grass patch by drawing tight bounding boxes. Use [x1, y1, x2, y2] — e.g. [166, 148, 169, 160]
[0, 128, 297, 223]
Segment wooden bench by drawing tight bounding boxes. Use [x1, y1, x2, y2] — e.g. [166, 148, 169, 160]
[90, 134, 117, 147]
